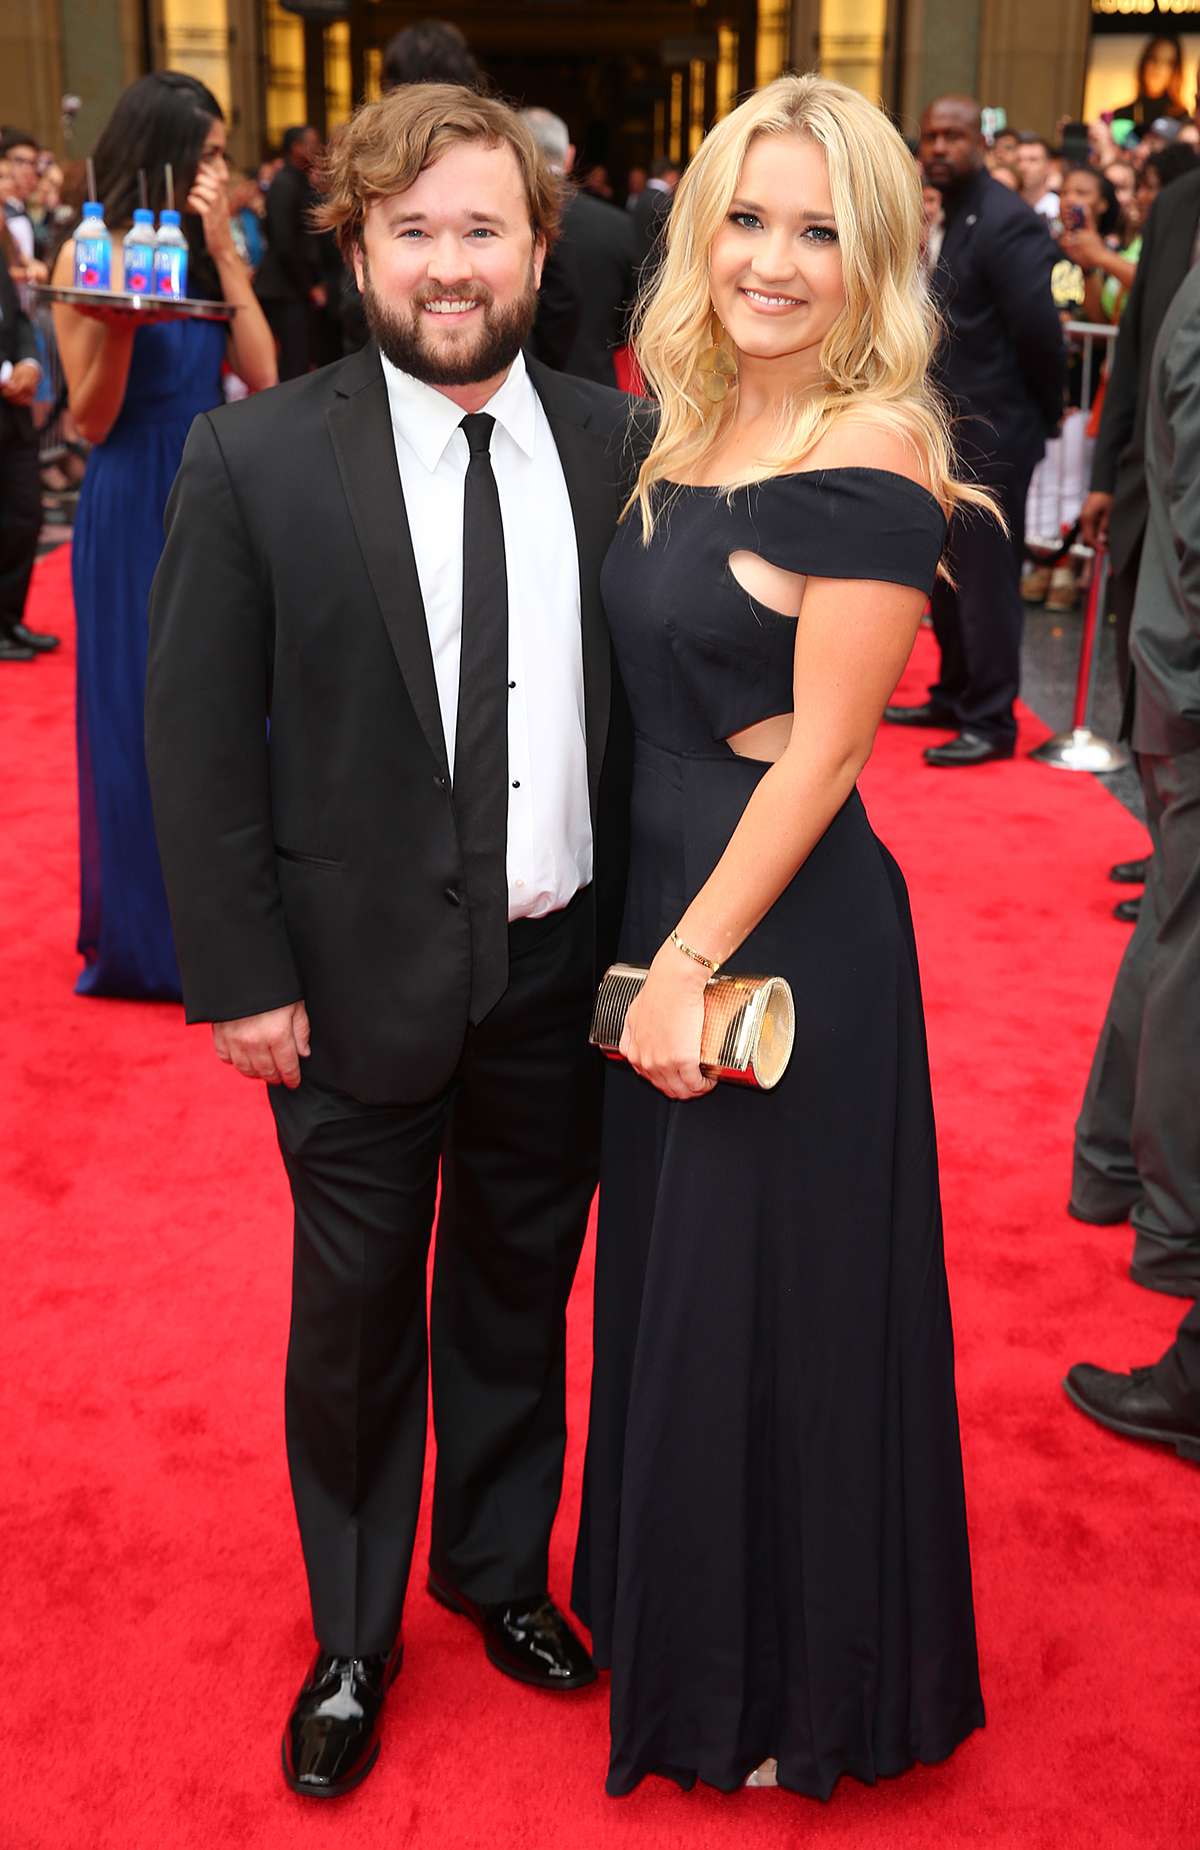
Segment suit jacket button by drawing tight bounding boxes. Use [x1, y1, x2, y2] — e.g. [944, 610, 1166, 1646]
[434, 773, 447, 789]
[444, 886, 462, 906]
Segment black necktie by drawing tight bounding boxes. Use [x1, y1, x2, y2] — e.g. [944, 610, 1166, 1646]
[456, 412, 509, 1023]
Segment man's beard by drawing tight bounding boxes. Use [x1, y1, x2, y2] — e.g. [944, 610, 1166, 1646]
[360, 259, 538, 386]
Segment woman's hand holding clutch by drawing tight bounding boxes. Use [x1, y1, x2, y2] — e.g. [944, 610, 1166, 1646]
[619, 943, 718, 1100]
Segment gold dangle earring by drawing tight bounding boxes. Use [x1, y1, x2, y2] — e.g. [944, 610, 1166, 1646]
[696, 319, 738, 406]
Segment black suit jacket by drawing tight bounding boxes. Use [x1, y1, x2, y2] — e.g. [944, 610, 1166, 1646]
[533, 190, 636, 388]
[630, 185, 673, 294]
[1090, 169, 1200, 578]
[146, 347, 637, 1103]
[0, 246, 37, 448]
[0, 245, 37, 367]
[254, 164, 322, 305]
[930, 168, 1065, 476]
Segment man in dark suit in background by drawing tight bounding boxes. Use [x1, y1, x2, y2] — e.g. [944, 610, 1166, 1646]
[0, 237, 55, 662]
[254, 124, 326, 379]
[1079, 164, 1200, 696]
[1065, 256, 1200, 1449]
[524, 107, 636, 388]
[147, 85, 633, 1801]
[630, 154, 680, 295]
[886, 95, 1064, 767]
[382, 14, 481, 88]
[1070, 164, 1200, 1228]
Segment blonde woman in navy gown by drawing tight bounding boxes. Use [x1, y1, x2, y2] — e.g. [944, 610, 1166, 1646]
[573, 74, 990, 1798]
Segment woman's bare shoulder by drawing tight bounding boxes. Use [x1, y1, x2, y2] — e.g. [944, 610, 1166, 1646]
[803, 414, 936, 496]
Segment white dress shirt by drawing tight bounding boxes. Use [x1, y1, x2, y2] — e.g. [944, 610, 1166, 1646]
[379, 348, 592, 921]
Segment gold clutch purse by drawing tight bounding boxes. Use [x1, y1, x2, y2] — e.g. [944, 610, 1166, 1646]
[589, 964, 796, 1091]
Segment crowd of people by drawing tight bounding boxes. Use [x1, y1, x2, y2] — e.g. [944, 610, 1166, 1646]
[2, 10, 1199, 1808]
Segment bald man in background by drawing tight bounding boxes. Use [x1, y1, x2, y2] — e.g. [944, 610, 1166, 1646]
[887, 95, 1064, 766]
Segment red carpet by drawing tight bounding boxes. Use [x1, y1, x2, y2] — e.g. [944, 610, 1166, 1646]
[5, 548, 1199, 1849]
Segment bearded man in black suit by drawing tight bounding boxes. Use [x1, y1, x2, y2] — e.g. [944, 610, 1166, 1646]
[885, 95, 1064, 766]
[146, 84, 634, 1800]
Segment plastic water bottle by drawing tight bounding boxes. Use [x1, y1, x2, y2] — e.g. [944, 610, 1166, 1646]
[152, 209, 189, 300]
[73, 203, 112, 291]
[122, 209, 157, 297]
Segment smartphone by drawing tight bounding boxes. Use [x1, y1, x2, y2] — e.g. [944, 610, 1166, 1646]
[1064, 203, 1086, 231]
[1061, 120, 1090, 167]
[981, 105, 1007, 145]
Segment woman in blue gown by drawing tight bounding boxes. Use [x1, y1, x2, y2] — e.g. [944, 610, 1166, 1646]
[52, 73, 277, 998]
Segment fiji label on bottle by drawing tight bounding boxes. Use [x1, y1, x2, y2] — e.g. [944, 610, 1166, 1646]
[74, 236, 112, 291]
[124, 246, 155, 295]
[153, 245, 188, 299]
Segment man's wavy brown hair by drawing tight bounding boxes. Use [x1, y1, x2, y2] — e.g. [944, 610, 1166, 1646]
[314, 83, 563, 262]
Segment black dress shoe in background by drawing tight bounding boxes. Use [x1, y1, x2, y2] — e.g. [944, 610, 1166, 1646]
[924, 730, 1015, 768]
[9, 622, 59, 653]
[1063, 1362, 1200, 1461]
[282, 1643, 403, 1798]
[1113, 896, 1140, 923]
[1109, 857, 1148, 885]
[0, 633, 35, 662]
[428, 1574, 596, 1691]
[882, 700, 956, 728]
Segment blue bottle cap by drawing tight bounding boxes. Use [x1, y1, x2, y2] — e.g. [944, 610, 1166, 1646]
[159, 209, 181, 227]
[82, 202, 104, 217]
[132, 208, 154, 227]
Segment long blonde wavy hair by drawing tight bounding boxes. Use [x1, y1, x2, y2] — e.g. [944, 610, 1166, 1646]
[629, 73, 996, 543]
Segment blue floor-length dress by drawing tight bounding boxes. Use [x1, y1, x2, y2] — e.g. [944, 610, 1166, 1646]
[72, 317, 227, 999]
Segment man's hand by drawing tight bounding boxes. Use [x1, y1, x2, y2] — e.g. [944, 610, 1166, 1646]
[213, 1001, 311, 1086]
[0, 360, 41, 407]
[1079, 490, 1114, 551]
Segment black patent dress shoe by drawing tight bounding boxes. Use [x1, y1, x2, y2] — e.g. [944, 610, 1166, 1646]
[924, 730, 1015, 768]
[427, 1574, 596, 1690]
[1063, 1363, 1200, 1461]
[282, 1643, 402, 1799]
[1113, 896, 1140, 923]
[0, 633, 35, 662]
[9, 622, 59, 653]
[1109, 857, 1148, 885]
[882, 699, 956, 728]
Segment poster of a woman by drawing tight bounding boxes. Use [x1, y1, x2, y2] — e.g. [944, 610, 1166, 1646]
[1113, 32, 1192, 129]
[1086, 23, 1198, 133]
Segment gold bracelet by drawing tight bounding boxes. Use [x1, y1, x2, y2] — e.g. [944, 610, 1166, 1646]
[670, 929, 721, 975]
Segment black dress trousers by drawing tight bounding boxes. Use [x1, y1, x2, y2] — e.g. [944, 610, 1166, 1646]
[0, 401, 41, 637]
[929, 446, 1035, 749]
[270, 890, 601, 1657]
[1156, 1297, 1200, 1421]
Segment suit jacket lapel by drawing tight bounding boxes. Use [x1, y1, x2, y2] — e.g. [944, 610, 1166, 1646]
[326, 344, 450, 779]
[934, 169, 987, 295]
[528, 361, 614, 819]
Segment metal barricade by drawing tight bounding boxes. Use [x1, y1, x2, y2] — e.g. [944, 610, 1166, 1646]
[1026, 320, 1114, 560]
[1027, 319, 1131, 775]
[32, 294, 69, 470]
